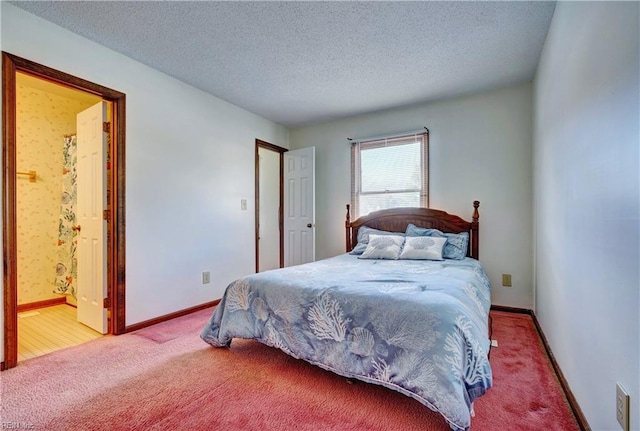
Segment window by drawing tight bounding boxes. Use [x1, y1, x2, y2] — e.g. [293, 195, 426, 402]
[351, 131, 429, 218]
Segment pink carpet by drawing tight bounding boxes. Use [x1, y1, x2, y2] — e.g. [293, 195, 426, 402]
[473, 311, 580, 430]
[1, 308, 580, 430]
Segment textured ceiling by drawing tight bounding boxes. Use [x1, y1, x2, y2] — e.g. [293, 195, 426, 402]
[10, 1, 556, 128]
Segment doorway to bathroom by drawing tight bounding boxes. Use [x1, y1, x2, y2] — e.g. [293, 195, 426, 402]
[2, 52, 127, 370]
[15, 72, 108, 362]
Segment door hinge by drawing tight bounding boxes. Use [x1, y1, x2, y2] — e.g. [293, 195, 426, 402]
[103, 122, 111, 133]
[103, 297, 110, 308]
[103, 209, 110, 220]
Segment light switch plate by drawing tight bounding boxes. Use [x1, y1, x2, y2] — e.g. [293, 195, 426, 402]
[202, 271, 211, 284]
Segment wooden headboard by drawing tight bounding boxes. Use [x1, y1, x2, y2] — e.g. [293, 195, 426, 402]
[345, 201, 480, 259]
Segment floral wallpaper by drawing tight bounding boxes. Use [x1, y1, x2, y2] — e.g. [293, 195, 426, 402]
[16, 75, 100, 306]
[53, 136, 78, 299]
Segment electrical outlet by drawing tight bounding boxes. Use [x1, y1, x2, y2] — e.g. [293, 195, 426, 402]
[241, 199, 247, 210]
[617, 383, 630, 431]
[202, 271, 211, 284]
[501, 274, 512, 287]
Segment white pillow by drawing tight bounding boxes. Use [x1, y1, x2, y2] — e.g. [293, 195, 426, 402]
[399, 236, 447, 260]
[359, 234, 405, 260]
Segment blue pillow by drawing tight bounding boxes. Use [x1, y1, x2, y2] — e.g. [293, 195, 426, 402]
[405, 224, 469, 260]
[350, 226, 405, 255]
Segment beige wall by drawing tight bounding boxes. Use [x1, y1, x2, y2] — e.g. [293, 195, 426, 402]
[258, 147, 281, 272]
[16, 73, 100, 305]
[533, 2, 639, 428]
[290, 83, 534, 309]
[2, 2, 290, 358]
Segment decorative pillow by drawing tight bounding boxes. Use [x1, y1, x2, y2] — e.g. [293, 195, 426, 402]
[350, 226, 405, 255]
[359, 234, 405, 260]
[399, 236, 447, 260]
[405, 224, 469, 260]
[441, 231, 469, 260]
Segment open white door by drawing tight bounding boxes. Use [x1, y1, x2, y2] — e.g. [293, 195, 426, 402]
[284, 147, 315, 266]
[76, 101, 108, 334]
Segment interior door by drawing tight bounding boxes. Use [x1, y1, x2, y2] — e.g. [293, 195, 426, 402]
[76, 101, 108, 334]
[284, 147, 315, 266]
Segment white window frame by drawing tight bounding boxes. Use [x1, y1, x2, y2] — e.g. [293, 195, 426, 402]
[351, 131, 429, 219]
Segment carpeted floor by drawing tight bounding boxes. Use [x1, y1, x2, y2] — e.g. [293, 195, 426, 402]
[472, 311, 580, 430]
[0, 308, 580, 430]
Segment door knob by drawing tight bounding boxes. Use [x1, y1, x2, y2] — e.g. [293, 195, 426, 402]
[306, 223, 313, 228]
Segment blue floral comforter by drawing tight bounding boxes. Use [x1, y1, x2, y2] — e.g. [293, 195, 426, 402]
[201, 254, 492, 430]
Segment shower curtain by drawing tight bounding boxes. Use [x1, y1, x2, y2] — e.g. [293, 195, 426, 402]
[53, 135, 77, 298]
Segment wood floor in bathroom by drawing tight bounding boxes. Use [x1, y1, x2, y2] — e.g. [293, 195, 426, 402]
[18, 304, 102, 362]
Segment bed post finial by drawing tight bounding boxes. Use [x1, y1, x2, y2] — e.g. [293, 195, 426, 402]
[470, 201, 480, 260]
[345, 204, 352, 252]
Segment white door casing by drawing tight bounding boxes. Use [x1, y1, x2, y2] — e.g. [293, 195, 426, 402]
[284, 147, 315, 266]
[76, 101, 108, 334]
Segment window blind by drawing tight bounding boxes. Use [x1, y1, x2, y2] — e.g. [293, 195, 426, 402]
[351, 131, 429, 218]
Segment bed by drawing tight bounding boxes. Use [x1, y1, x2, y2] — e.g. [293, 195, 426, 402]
[201, 201, 492, 431]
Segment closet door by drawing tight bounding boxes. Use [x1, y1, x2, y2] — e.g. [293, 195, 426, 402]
[284, 147, 315, 266]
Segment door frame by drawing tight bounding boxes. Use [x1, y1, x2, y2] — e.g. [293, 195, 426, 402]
[254, 139, 286, 273]
[1, 52, 127, 370]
